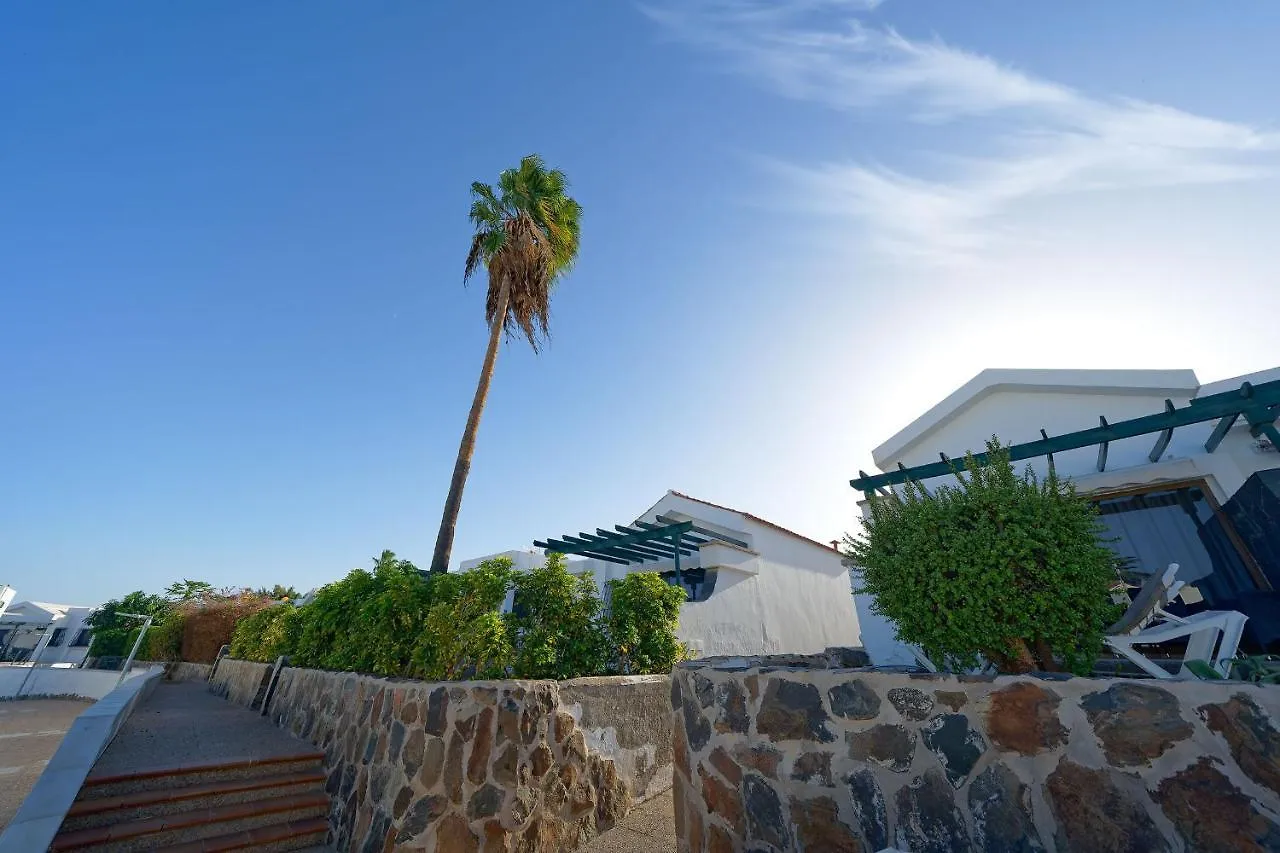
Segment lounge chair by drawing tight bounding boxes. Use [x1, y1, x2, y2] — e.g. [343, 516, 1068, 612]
[1104, 563, 1247, 679]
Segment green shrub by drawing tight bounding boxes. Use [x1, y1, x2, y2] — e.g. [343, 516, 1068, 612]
[87, 591, 173, 659]
[412, 558, 515, 681]
[508, 553, 610, 680]
[230, 604, 302, 663]
[606, 572, 688, 674]
[145, 613, 186, 661]
[291, 551, 432, 676]
[846, 439, 1121, 675]
[227, 550, 692, 681]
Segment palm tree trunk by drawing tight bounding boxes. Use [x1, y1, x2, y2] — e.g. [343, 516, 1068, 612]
[430, 279, 509, 574]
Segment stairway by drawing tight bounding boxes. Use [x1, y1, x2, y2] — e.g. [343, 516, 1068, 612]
[50, 752, 331, 852]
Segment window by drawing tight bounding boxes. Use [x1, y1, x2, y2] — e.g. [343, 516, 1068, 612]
[47, 628, 66, 647]
[1092, 481, 1265, 611]
[71, 629, 91, 647]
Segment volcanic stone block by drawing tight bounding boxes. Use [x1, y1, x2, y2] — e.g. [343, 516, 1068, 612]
[895, 768, 973, 853]
[985, 682, 1068, 756]
[848, 723, 917, 773]
[1199, 693, 1280, 797]
[888, 687, 935, 721]
[744, 774, 790, 849]
[715, 680, 750, 734]
[1044, 759, 1168, 853]
[1082, 683, 1192, 766]
[1154, 757, 1280, 851]
[758, 679, 835, 743]
[922, 714, 987, 788]
[847, 767, 889, 851]
[968, 763, 1044, 852]
[791, 795, 861, 853]
[829, 679, 882, 720]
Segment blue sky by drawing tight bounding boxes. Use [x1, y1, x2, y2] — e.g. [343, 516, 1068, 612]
[4, 1, 1279, 604]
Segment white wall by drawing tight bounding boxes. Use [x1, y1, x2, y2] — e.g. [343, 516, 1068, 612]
[0, 605, 95, 666]
[461, 492, 862, 659]
[648, 494, 861, 657]
[0, 664, 157, 700]
[39, 607, 95, 667]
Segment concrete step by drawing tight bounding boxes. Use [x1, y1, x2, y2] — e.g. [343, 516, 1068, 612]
[77, 752, 325, 800]
[60, 770, 326, 831]
[160, 817, 329, 853]
[50, 792, 329, 852]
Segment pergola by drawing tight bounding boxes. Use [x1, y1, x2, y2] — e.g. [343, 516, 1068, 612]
[851, 378, 1280, 500]
[534, 514, 748, 587]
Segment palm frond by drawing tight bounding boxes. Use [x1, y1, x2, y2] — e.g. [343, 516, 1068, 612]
[464, 154, 580, 351]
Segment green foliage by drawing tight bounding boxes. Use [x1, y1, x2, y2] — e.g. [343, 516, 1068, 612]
[87, 591, 173, 658]
[216, 549, 690, 682]
[464, 154, 583, 350]
[606, 572, 688, 675]
[1230, 655, 1280, 684]
[847, 439, 1121, 675]
[230, 604, 303, 663]
[412, 558, 515, 681]
[291, 551, 432, 675]
[254, 584, 300, 601]
[145, 613, 186, 661]
[164, 579, 215, 602]
[508, 553, 610, 680]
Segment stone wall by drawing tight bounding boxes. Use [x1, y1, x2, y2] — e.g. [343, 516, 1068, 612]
[209, 657, 270, 706]
[672, 656, 1280, 852]
[152, 661, 212, 682]
[209, 660, 671, 851]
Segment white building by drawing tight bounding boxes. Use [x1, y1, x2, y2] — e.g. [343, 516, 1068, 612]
[462, 491, 861, 658]
[849, 367, 1280, 667]
[0, 600, 97, 666]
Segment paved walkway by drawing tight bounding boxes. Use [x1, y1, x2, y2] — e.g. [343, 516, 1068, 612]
[584, 788, 676, 853]
[91, 681, 315, 777]
[0, 698, 90, 829]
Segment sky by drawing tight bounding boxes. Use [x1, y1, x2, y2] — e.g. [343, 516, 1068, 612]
[3, 1, 1279, 605]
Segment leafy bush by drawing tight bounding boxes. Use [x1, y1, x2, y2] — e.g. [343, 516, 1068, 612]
[87, 591, 172, 658]
[508, 553, 610, 680]
[145, 613, 186, 661]
[606, 571, 688, 674]
[291, 551, 433, 675]
[412, 558, 515, 681]
[846, 439, 1120, 675]
[230, 604, 303, 663]
[217, 550, 692, 682]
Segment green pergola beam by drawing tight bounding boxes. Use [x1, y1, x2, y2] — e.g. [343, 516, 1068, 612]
[535, 521, 694, 562]
[653, 515, 751, 550]
[563, 534, 661, 563]
[533, 537, 631, 564]
[599, 529, 696, 557]
[623, 523, 705, 552]
[851, 379, 1280, 494]
[1204, 413, 1239, 453]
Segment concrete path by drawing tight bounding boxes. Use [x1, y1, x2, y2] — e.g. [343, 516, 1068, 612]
[0, 698, 90, 829]
[584, 788, 676, 853]
[91, 680, 315, 777]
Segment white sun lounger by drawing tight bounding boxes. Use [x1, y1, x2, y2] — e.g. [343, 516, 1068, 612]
[1104, 563, 1247, 679]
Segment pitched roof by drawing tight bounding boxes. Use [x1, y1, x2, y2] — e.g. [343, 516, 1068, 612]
[872, 368, 1201, 468]
[664, 490, 840, 553]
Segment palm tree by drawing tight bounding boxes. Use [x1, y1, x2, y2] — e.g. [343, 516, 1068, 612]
[430, 155, 582, 574]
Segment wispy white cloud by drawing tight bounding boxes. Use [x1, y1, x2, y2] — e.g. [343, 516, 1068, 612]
[643, 1, 1279, 264]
